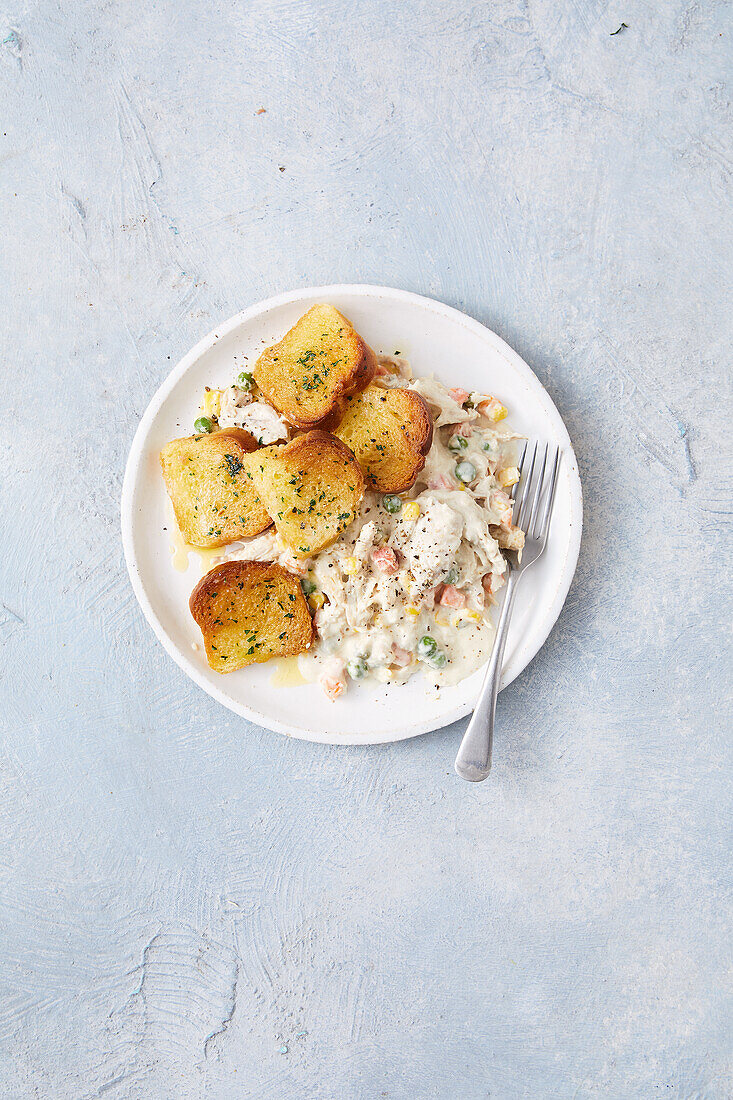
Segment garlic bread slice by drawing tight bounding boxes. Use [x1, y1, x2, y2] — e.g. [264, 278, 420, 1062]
[190, 560, 313, 672]
[246, 431, 364, 557]
[160, 428, 271, 548]
[253, 304, 377, 428]
[335, 383, 433, 493]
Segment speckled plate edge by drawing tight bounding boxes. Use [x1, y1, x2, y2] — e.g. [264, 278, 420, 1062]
[121, 285, 583, 744]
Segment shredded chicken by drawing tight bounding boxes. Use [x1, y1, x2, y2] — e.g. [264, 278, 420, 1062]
[223, 370, 523, 696]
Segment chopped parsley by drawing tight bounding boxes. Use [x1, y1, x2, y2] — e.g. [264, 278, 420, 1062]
[223, 453, 243, 477]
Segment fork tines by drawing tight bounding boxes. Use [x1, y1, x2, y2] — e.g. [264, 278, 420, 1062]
[513, 442, 561, 544]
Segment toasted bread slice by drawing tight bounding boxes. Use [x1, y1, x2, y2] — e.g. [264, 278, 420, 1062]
[335, 383, 433, 493]
[253, 304, 377, 429]
[160, 428, 272, 548]
[190, 560, 313, 672]
[246, 431, 364, 557]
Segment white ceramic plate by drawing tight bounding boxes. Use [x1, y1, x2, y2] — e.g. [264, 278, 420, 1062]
[122, 285, 582, 744]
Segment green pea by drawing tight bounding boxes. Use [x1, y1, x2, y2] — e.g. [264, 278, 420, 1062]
[444, 566, 460, 585]
[194, 416, 213, 434]
[430, 651, 448, 669]
[300, 578, 316, 597]
[448, 435, 468, 452]
[417, 635, 438, 659]
[347, 656, 369, 680]
[382, 494, 402, 514]
[455, 461, 476, 484]
[237, 371, 254, 389]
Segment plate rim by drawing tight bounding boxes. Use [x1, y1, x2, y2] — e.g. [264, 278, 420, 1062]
[121, 283, 583, 745]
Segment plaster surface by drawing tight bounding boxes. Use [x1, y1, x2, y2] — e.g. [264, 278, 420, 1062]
[0, 1, 731, 1096]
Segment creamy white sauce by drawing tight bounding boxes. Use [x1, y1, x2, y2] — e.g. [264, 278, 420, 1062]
[218, 361, 524, 697]
[218, 386, 289, 444]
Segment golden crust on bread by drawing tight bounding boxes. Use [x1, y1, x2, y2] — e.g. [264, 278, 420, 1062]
[335, 383, 433, 493]
[253, 304, 377, 429]
[189, 560, 313, 672]
[160, 428, 272, 548]
[246, 430, 365, 557]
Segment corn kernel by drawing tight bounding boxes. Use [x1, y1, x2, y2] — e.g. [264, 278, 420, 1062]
[480, 396, 507, 422]
[398, 570, 414, 594]
[453, 609, 482, 629]
[308, 592, 325, 610]
[402, 502, 420, 521]
[201, 388, 222, 419]
[374, 613, 383, 628]
[498, 466, 520, 488]
[406, 606, 420, 617]
[342, 557, 359, 575]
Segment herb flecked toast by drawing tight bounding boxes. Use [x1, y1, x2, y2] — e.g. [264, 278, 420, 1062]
[335, 383, 433, 493]
[253, 304, 377, 429]
[160, 429, 272, 548]
[246, 430, 365, 557]
[189, 560, 313, 672]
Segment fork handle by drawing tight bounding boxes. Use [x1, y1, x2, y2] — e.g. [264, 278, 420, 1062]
[455, 570, 521, 782]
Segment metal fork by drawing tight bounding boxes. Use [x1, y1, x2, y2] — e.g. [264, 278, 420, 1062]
[454, 442, 562, 782]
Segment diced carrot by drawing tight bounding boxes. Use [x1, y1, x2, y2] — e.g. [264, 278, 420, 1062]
[439, 584, 466, 609]
[319, 674, 346, 701]
[371, 546, 399, 575]
[478, 396, 507, 421]
[427, 475, 454, 491]
[449, 387, 470, 405]
[391, 644, 412, 667]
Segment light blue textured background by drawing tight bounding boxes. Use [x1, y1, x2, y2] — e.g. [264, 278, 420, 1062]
[1, 1, 731, 1097]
